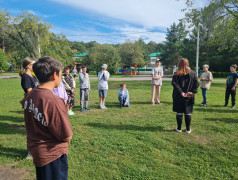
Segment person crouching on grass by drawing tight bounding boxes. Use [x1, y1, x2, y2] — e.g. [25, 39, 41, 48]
[118, 83, 130, 108]
[98, 64, 110, 109]
[172, 58, 199, 133]
[62, 67, 76, 115]
[200, 64, 213, 106]
[79, 66, 91, 111]
[24, 56, 73, 180]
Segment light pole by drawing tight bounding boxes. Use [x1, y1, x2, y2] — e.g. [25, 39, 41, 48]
[196, 23, 200, 77]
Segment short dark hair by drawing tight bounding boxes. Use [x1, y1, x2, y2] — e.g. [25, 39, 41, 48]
[82, 65, 87, 69]
[230, 64, 237, 69]
[120, 83, 126, 87]
[33, 56, 62, 83]
[64, 67, 70, 72]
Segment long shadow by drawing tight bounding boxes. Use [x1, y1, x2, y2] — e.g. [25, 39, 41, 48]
[194, 107, 237, 113]
[0, 121, 26, 135]
[0, 144, 26, 159]
[84, 122, 166, 132]
[0, 115, 24, 123]
[9, 110, 24, 115]
[204, 118, 237, 123]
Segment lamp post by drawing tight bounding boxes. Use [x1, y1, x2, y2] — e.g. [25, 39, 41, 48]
[196, 23, 200, 77]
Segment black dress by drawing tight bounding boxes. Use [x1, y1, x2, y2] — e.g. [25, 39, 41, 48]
[172, 72, 199, 114]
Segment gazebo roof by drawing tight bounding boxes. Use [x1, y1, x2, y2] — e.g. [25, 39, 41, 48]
[74, 52, 89, 57]
[149, 52, 161, 57]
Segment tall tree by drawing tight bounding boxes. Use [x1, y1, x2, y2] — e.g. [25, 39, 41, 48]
[84, 44, 121, 74]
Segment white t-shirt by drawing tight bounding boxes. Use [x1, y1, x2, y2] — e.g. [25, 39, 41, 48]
[151, 67, 163, 85]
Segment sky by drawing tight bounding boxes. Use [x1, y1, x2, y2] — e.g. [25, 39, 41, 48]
[0, 0, 206, 44]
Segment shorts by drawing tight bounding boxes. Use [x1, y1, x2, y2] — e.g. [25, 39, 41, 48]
[66, 91, 75, 106]
[99, 90, 107, 98]
[73, 74, 76, 78]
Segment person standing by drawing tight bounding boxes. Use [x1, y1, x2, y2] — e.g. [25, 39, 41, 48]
[79, 66, 91, 111]
[98, 64, 110, 109]
[62, 67, 76, 115]
[200, 64, 213, 106]
[24, 56, 73, 180]
[224, 64, 238, 108]
[172, 58, 199, 133]
[19, 57, 39, 159]
[72, 66, 77, 80]
[151, 60, 163, 105]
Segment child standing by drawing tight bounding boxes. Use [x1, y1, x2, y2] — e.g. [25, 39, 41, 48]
[118, 83, 130, 108]
[79, 66, 91, 111]
[200, 64, 213, 106]
[62, 67, 76, 115]
[98, 64, 110, 109]
[53, 80, 68, 105]
[24, 56, 73, 180]
[224, 64, 238, 108]
[151, 60, 163, 105]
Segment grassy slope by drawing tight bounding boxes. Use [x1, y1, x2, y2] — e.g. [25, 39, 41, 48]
[0, 78, 237, 179]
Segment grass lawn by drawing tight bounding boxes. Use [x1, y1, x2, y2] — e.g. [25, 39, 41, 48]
[0, 78, 237, 179]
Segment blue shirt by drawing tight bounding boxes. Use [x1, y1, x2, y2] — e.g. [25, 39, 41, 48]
[118, 88, 129, 103]
[227, 72, 238, 88]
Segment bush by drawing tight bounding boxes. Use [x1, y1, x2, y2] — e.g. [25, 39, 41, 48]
[0, 50, 8, 71]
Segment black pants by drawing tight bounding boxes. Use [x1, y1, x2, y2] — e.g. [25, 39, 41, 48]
[36, 154, 68, 180]
[225, 87, 236, 106]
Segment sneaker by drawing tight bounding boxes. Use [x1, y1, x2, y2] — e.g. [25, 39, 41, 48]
[200, 103, 204, 106]
[151, 102, 155, 105]
[232, 105, 235, 109]
[186, 129, 192, 133]
[158, 102, 162, 105]
[85, 107, 90, 110]
[100, 105, 104, 109]
[203, 104, 207, 107]
[26, 152, 33, 159]
[67, 110, 74, 115]
[70, 110, 75, 115]
[175, 128, 182, 133]
[103, 106, 107, 109]
[224, 104, 228, 107]
[80, 108, 84, 112]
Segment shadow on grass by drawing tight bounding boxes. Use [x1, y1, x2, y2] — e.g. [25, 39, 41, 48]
[204, 118, 237, 123]
[195, 107, 237, 113]
[84, 122, 166, 132]
[0, 121, 26, 135]
[0, 115, 24, 123]
[9, 110, 24, 115]
[0, 144, 26, 159]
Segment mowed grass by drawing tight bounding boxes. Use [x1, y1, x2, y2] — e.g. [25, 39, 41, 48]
[0, 78, 237, 179]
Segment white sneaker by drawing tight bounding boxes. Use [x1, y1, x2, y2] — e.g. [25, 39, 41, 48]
[26, 152, 33, 159]
[186, 129, 192, 133]
[100, 105, 104, 109]
[67, 110, 74, 116]
[103, 105, 107, 109]
[175, 128, 182, 132]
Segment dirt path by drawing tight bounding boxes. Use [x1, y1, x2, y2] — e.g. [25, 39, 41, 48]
[0, 163, 31, 180]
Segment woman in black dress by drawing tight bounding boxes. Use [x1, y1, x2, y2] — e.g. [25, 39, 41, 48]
[172, 58, 199, 133]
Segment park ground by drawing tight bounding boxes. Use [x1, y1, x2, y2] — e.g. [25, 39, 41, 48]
[0, 77, 237, 179]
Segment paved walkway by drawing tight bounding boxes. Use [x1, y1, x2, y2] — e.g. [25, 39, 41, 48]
[0, 74, 226, 82]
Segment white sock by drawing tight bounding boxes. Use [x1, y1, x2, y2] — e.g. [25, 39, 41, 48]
[102, 102, 105, 107]
[100, 102, 102, 107]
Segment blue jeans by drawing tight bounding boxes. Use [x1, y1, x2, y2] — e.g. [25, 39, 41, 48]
[36, 154, 68, 180]
[201, 88, 207, 104]
[118, 96, 130, 107]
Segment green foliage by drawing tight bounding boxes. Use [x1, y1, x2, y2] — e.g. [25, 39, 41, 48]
[119, 40, 145, 67]
[84, 44, 121, 74]
[41, 33, 76, 67]
[0, 49, 8, 71]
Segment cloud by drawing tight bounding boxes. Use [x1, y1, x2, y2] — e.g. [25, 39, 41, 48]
[51, 25, 167, 44]
[50, 0, 187, 28]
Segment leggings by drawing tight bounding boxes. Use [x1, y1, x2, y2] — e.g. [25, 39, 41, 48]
[176, 113, 191, 131]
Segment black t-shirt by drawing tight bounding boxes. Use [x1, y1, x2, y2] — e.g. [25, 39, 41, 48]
[21, 74, 39, 93]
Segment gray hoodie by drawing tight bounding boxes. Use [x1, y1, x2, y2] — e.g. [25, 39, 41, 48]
[79, 72, 90, 89]
[98, 70, 110, 90]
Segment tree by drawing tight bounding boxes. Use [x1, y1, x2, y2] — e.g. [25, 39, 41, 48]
[84, 44, 121, 74]
[0, 10, 51, 59]
[161, 22, 188, 66]
[0, 49, 8, 71]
